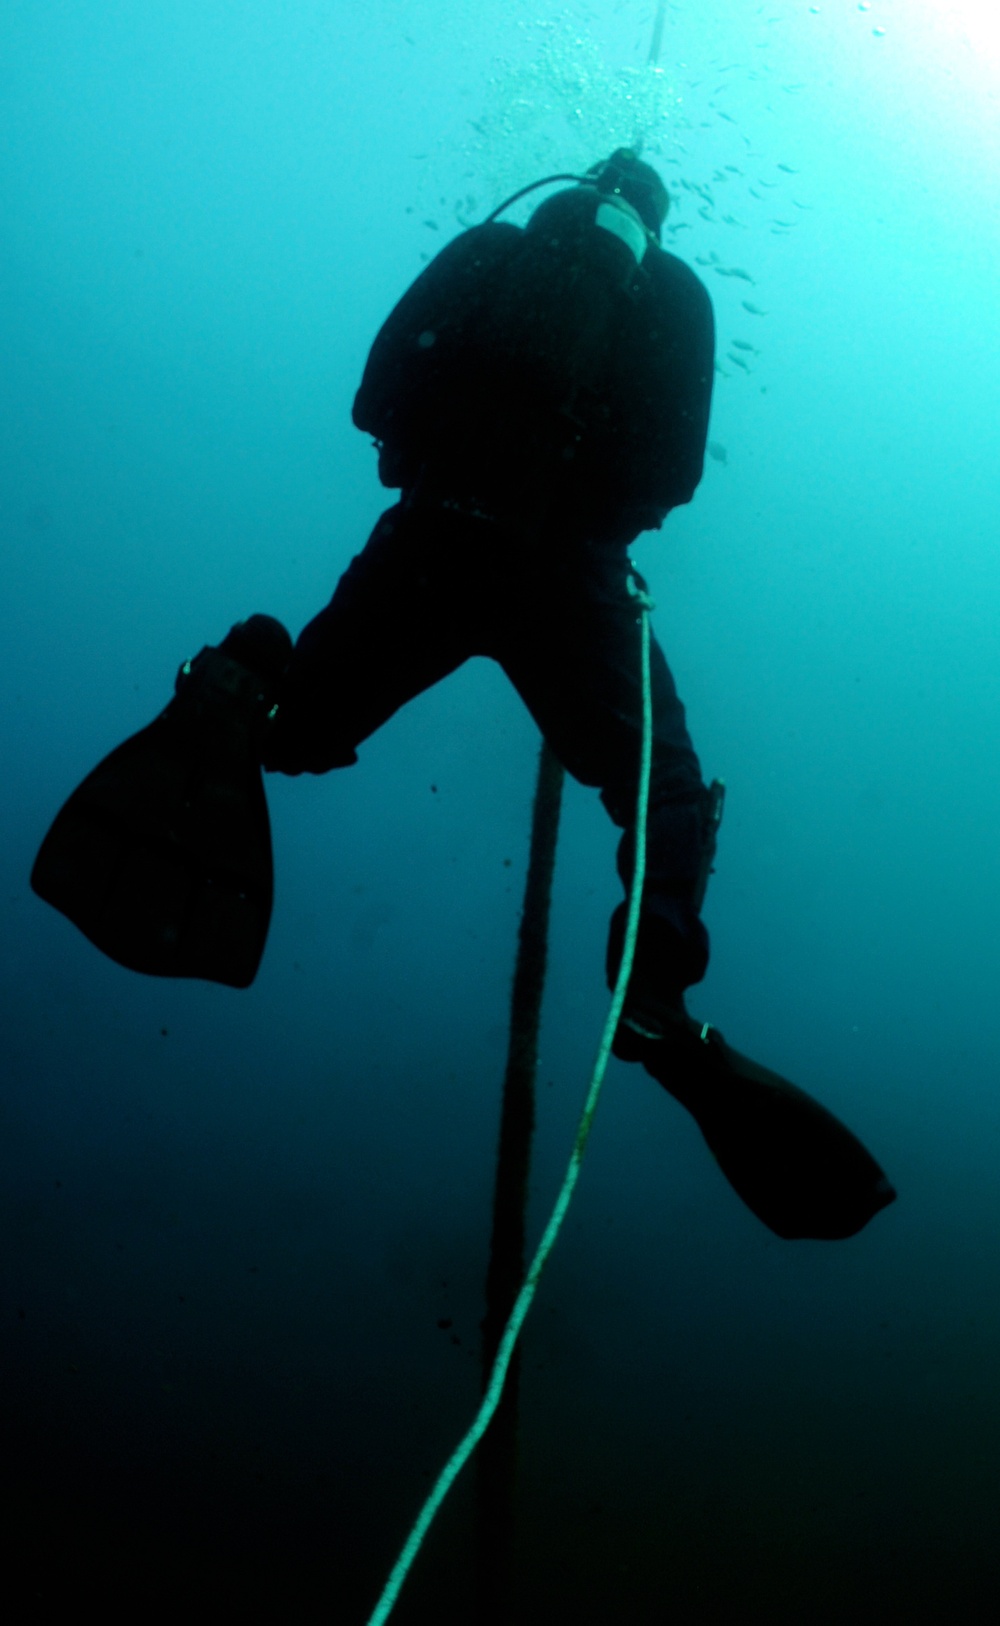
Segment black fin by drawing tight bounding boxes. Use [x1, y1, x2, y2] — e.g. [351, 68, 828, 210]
[616, 1018, 896, 1240]
[31, 617, 291, 989]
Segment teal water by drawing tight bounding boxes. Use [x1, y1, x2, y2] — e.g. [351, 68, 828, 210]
[3, 3, 1000, 1620]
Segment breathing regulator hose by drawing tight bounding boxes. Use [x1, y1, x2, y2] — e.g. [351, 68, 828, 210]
[365, 577, 656, 1626]
[480, 171, 587, 223]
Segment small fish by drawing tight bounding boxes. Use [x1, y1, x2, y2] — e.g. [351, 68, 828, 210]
[742, 301, 769, 315]
[731, 339, 758, 353]
[727, 352, 752, 373]
[770, 219, 796, 229]
[714, 265, 754, 282]
[698, 206, 715, 222]
[722, 214, 744, 227]
[707, 441, 729, 464]
[423, 219, 440, 231]
[777, 163, 799, 174]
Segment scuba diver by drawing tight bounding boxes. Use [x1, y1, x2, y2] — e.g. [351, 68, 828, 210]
[32, 150, 894, 1240]
[265, 149, 719, 1060]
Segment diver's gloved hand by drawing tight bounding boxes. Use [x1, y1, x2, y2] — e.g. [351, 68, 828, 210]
[249, 619, 362, 776]
[259, 692, 359, 776]
[260, 710, 325, 776]
[614, 1005, 896, 1241]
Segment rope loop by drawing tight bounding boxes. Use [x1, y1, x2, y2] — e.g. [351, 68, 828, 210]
[626, 570, 656, 615]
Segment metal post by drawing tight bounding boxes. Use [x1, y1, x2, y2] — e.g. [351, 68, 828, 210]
[649, 1, 667, 65]
[476, 739, 565, 1625]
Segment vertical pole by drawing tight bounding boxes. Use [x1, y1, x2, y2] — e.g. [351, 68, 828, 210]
[649, 0, 667, 65]
[476, 739, 565, 1626]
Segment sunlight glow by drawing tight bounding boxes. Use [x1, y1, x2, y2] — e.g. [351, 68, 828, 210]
[926, 0, 1000, 64]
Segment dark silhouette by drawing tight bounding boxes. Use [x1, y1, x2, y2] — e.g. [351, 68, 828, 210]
[266, 152, 717, 1021]
[260, 149, 894, 1241]
[32, 150, 895, 1239]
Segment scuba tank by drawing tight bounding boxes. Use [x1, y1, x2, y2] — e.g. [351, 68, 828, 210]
[354, 177, 656, 520]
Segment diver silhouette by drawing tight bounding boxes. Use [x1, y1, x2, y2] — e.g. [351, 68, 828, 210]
[267, 153, 716, 1010]
[32, 151, 894, 1240]
[259, 150, 894, 1240]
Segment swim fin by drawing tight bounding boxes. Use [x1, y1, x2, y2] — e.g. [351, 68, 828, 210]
[31, 615, 292, 988]
[614, 1014, 896, 1240]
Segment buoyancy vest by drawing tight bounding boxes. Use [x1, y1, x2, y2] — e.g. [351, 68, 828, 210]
[353, 185, 713, 538]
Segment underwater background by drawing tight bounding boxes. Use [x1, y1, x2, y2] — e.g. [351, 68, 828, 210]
[3, 2, 1000, 1620]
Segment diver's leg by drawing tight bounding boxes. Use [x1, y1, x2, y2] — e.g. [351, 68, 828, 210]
[493, 543, 714, 1015]
[494, 544, 896, 1242]
[262, 503, 479, 776]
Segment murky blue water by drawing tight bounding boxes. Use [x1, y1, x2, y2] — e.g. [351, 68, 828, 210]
[3, 3, 999, 1620]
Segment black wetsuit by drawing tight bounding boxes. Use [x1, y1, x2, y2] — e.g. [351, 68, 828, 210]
[264, 185, 717, 1004]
